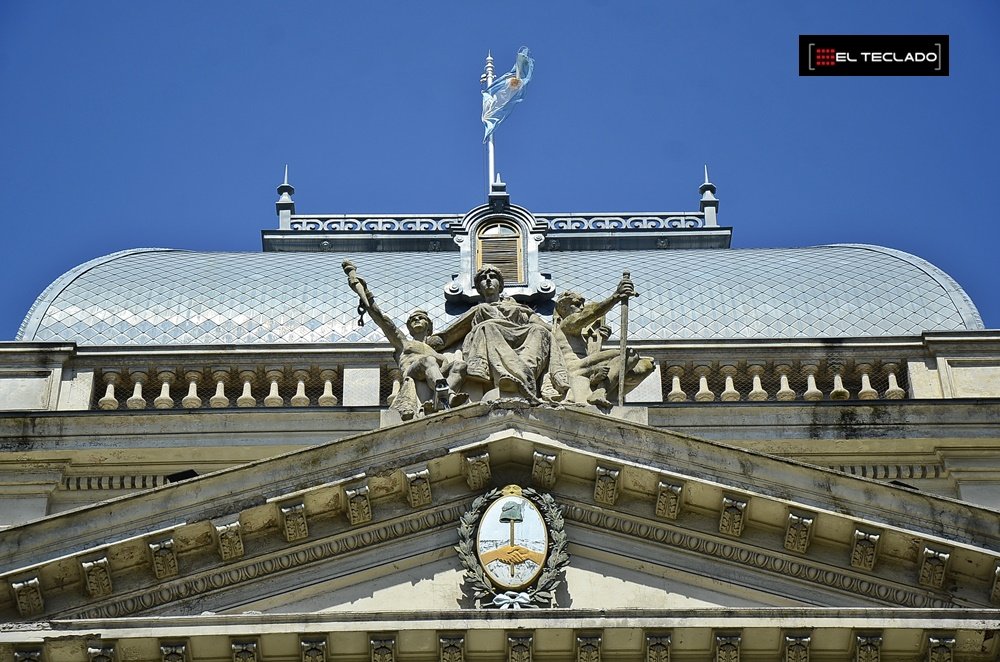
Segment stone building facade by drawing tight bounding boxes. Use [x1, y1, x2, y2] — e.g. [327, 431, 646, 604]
[1, 173, 999, 661]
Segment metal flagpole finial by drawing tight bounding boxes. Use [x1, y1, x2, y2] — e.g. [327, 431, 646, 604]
[482, 51, 495, 86]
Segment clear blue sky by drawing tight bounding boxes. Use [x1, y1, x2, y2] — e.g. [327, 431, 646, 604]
[1, 2, 997, 339]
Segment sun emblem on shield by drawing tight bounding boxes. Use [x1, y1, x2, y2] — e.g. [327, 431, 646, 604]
[456, 485, 569, 608]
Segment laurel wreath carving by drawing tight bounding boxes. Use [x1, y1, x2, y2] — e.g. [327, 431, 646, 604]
[455, 486, 569, 608]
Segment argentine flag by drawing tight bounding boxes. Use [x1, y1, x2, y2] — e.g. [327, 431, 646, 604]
[482, 47, 534, 142]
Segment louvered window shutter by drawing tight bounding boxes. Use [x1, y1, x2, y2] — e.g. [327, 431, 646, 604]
[476, 221, 524, 285]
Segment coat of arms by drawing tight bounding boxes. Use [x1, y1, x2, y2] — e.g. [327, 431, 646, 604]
[456, 485, 569, 608]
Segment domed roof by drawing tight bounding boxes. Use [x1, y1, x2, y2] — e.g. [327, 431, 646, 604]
[17, 245, 983, 346]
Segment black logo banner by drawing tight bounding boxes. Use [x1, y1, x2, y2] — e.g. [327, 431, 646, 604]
[799, 35, 948, 76]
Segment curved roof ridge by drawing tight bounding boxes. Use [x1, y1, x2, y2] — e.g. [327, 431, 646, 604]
[822, 243, 984, 330]
[16, 248, 183, 341]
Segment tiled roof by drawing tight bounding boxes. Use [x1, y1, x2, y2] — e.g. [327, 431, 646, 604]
[17, 245, 983, 345]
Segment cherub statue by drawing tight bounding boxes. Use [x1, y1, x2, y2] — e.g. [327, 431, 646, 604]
[343, 261, 467, 420]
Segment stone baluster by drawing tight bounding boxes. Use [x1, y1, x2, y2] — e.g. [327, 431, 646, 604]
[126, 370, 148, 409]
[263, 368, 286, 407]
[856, 363, 878, 400]
[97, 370, 121, 410]
[290, 368, 311, 407]
[153, 369, 176, 409]
[747, 363, 768, 401]
[720, 364, 740, 401]
[181, 370, 203, 409]
[829, 362, 850, 400]
[209, 367, 230, 408]
[883, 363, 906, 399]
[666, 365, 687, 402]
[386, 366, 402, 406]
[775, 364, 796, 401]
[317, 369, 339, 406]
[801, 364, 823, 401]
[236, 370, 257, 408]
[694, 366, 715, 402]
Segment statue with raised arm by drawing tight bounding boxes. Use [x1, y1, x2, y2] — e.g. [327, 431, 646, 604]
[428, 265, 570, 402]
[551, 276, 655, 407]
[343, 261, 467, 420]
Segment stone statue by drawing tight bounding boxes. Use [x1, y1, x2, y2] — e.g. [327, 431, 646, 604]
[428, 265, 570, 403]
[343, 261, 467, 420]
[552, 277, 656, 407]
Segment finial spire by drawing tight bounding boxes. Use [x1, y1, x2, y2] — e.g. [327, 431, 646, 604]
[275, 165, 295, 229]
[283, 164, 289, 186]
[699, 164, 719, 227]
[703, 164, 710, 185]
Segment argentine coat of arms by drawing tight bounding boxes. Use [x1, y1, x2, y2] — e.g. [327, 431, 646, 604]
[456, 484, 569, 608]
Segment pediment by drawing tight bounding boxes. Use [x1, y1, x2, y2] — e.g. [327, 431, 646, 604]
[2, 403, 999, 622]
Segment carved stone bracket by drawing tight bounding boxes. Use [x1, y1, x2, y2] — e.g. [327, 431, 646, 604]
[927, 637, 955, 662]
[655, 481, 683, 520]
[81, 556, 113, 598]
[88, 646, 115, 662]
[406, 469, 433, 508]
[784, 513, 814, 554]
[594, 466, 620, 505]
[161, 643, 188, 662]
[464, 452, 492, 490]
[560, 503, 948, 608]
[508, 636, 533, 662]
[232, 641, 259, 662]
[531, 451, 558, 489]
[715, 635, 741, 662]
[11, 577, 44, 617]
[440, 637, 465, 662]
[850, 529, 880, 570]
[215, 522, 245, 561]
[992, 566, 1000, 604]
[855, 636, 881, 662]
[919, 547, 950, 588]
[150, 539, 178, 579]
[346, 486, 372, 525]
[371, 637, 396, 662]
[719, 497, 747, 537]
[301, 640, 328, 662]
[280, 503, 309, 542]
[68, 506, 464, 621]
[645, 635, 671, 662]
[784, 636, 810, 662]
[576, 636, 601, 662]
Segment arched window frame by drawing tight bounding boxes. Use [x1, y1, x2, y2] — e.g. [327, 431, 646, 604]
[475, 218, 525, 286]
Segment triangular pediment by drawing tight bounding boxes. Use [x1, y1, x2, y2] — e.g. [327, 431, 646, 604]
[2, 403, 999, 622]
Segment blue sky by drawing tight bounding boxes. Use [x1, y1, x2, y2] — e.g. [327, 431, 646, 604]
[1, 2, 997, 339]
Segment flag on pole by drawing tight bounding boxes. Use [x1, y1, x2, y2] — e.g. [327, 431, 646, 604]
[482, 47, 534, 143]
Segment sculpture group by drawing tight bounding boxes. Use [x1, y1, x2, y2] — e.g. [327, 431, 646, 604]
[344, 261, 654, 420]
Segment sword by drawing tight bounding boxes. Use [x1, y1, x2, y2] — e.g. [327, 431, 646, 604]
[618, 271, 631, 407]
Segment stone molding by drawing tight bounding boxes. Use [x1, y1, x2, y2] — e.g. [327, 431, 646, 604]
[562, 504, 952, 608]
[4, 407, 1000, 621]
[0, 610, 996, 661]
[61, 505, 464, 620]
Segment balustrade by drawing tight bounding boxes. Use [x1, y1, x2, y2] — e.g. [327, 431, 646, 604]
[89, 354, 912, 411]
[92, 365, 343, 411]
[656, 358, 908, 403]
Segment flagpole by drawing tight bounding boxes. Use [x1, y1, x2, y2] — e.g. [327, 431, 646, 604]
[483, 51, 496, 193]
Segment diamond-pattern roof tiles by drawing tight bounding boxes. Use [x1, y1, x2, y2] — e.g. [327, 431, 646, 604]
[16, 245, 983, 345]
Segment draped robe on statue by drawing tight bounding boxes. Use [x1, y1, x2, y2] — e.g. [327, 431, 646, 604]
[459, 298, 570, 399]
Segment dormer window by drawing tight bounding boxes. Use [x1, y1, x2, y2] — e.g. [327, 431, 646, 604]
[476, 219, 524, 285]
